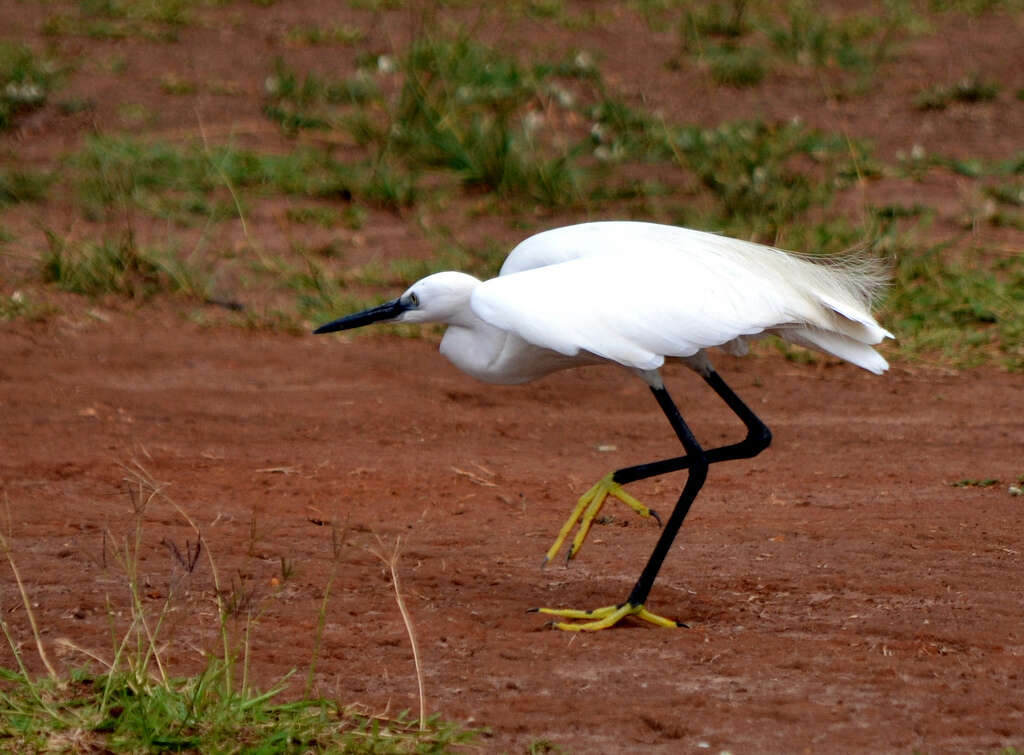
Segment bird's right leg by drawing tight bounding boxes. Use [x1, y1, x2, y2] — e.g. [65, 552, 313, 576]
[543, 367, 770, 566]
[538, 383, 709, 630]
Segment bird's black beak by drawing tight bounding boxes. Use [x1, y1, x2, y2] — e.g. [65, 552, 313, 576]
[313, 297, 408, 334]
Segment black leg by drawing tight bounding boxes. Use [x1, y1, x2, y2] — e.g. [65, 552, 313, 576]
[536, 368, 773, 630]
[614, 368, 771, 486]
[625, 384, 709, 607]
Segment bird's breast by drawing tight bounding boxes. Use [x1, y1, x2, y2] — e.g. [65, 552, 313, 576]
[439, 324, 596, 385]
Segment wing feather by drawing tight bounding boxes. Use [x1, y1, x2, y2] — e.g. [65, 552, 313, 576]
[474, 222, 892, 372]
[473, 250, 808, 370]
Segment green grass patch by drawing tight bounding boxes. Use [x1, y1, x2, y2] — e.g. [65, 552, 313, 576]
[266, 36, 593, 208]
[42, 0, 196, 42]
[41, 232, 212, 302]
[680, 0, 752, 40]
[368, 34, 586, 206]
[882, 243, 1024, 370]
[159, 72, 198, 94]
[284, 204, 342, 228]
[68, 135, 411, 221]
[914, 74, 999, 110]
[347, 0, 405, 9]
[673, 120, 860, 235]
[768, 0, 902, 73]
[704, 43, 767, 87]
[0, 42, 60, 130]
[951, 477, 999, 487]
[986, 181, 1024, 207]
[284, 23, 365, 46]
[0, 168, 52, 205]
[928, 0, 1024, 13]
[261, 30, 880, 225]
[0, 668, 474, 752]
[676, 0, 912, 94]
[0, 465, 478, 751]
[588, 96, 866, 238]
[0, 290, 56, 322]
[264, 58, 380, 134]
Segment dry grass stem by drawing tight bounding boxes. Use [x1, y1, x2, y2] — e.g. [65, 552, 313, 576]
[0, 518, 60, 684]
[371, 535, 427, 732]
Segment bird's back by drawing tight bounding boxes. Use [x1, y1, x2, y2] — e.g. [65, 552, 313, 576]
[476, 222, 892, 374]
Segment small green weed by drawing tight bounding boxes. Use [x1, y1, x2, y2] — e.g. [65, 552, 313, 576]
[58, 96, 94, 114]
[914, 74, 1000, 110]
[882, 243, 1024, 370]
[986, 181, 1024, 207]
[0, 168, 52, 205]
[528, 737, 567, 753]
[266, 35, 589, 208]
[678, 0, 909, 93]
[929, 0, 1024, 13]
[525, 0, 564, 20]
[680, 0, 752, 40]
[42, 0, 194, 42]
[770, 0, 905, 73]
[0, 42, 60, 130]
[285, 204, 342, 228]
[71, 136, 355, 220]
[385, 34, 583, 205]
[951, 478, 999, 487]
[673, 120, 862, 237]
[263, 58, 380, 134]
[0, 291, 56, 322]
[348, 0, 404, 9]
[159, 72, 198, 94]
[41, 232, 211, 302]
[704, 44, 767, 87]
[284, 23, 365, 46]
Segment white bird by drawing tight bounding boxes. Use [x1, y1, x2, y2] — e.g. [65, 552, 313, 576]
[315, 221, 892, 631]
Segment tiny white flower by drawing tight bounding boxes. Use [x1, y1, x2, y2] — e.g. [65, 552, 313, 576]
[522, 111, 544, 133]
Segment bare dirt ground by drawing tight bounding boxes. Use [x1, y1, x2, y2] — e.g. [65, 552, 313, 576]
[2, 313, 1022, 752]
[2, 0, 1024, 752]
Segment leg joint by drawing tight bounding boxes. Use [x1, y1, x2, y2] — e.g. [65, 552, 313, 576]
[748, 424, 772, 453]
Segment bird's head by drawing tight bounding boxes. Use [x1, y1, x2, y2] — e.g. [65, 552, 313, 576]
[313, 271, 481, 334]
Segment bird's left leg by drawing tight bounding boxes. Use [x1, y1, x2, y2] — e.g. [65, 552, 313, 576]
[537, 384, 709, 631]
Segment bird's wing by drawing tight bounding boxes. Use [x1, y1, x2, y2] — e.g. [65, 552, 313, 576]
[490, 221, 893, 374]
[473, 247, 812, 372]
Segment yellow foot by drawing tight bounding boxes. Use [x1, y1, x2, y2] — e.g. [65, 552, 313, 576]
[543, 472, 660, 566]
[533, 603, 682, 632]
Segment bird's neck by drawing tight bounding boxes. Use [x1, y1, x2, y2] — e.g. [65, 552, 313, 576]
[438, 314, 522, 384]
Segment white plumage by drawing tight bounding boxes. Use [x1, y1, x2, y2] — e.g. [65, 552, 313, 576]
[472, 221, 891, 377]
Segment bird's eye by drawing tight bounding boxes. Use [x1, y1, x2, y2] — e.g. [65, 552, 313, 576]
[408, 292, 419, 307]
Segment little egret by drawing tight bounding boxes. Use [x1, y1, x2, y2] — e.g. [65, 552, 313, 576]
[315, 221, 892, 631]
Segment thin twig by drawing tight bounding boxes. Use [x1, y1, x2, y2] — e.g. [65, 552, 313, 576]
[123, 459, 233, 692]
[450, 466, 497, 487]
[306, 511, 348, 698]
[0, 514, 60, 684]
[370, 536, 426, 731]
